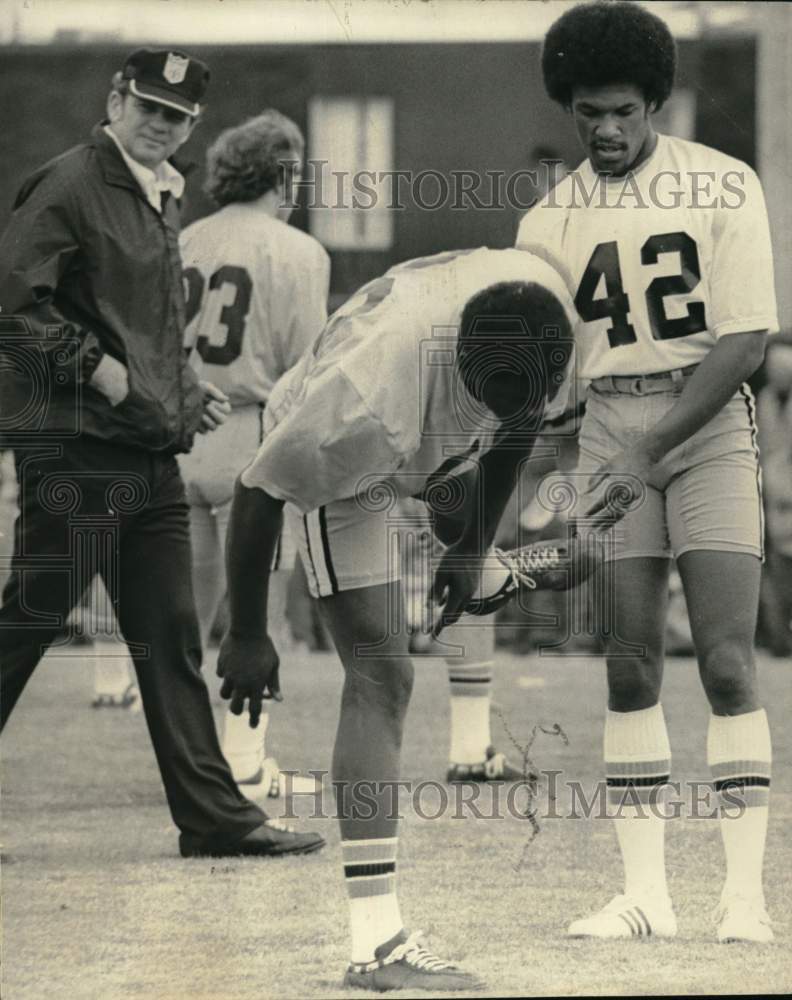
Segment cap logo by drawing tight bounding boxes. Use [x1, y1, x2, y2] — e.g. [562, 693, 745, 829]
[163, 53, 189, 84]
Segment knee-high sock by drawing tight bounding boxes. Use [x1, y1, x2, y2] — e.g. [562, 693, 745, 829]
[445, 617, 494, 764]
[343, 837, 403, 964]
[605, 704, 672, 900]
[707, 708, 771, 903]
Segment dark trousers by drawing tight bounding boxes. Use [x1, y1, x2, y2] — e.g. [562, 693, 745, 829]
[0, 437, 265, 843]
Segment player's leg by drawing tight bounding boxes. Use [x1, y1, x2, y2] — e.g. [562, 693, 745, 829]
[211, 493, 288, 792]
[199, 494, 264, 783]
[443, 619, 496, 775]
[187, 498, 226, 650]
[671, 392, 772, 942]
[443, 614, 532, 785]
[320, 583, 483, 991]
[567, 394, 676, 938]
[422, 484, 522, 783]
[297, 499, 484, 990]
[568, 553, 677, 939]
[678, 552, 772, 942]
[398, 500, 501, 778]
[88, 575, 139, 709]
[321, 582, 412, 965]
[179, 411, 273, 788]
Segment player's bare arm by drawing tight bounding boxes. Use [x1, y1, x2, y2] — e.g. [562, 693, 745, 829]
[585, 330, 768, 524]
[217, 478, 285, 724]
[431, 424, 538, 632]
[431, 276, 574, 631]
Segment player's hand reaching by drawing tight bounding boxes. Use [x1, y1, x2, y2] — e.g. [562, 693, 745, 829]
[583, 445, 656, 531]
[198, 380, 232, 433]
[216, 632, 283, 728]
[430, 541, 484, 637]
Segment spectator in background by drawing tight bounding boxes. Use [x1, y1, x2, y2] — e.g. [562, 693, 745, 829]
[178, 110, 330, 793]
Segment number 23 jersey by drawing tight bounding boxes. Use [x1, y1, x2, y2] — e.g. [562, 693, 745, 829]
[180, 204, 331, 405]
[516, 133, 778, 379]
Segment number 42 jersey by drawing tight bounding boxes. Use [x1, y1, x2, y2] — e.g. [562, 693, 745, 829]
[516, 133, 778, 379]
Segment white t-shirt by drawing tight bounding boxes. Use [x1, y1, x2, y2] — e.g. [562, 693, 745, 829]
[180, 204, 330, 405]
[242, 247, 577, 513]
[516, 133, 778, 379]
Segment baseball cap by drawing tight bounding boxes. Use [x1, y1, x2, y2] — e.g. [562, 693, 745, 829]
[121, 48, 210, 117]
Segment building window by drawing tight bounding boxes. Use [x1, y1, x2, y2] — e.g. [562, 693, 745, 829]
[307, 96, 394, 250]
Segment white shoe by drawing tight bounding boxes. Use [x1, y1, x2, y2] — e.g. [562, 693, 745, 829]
[567, 893, 677, 939]
[716, 895, 774, 943]
[238, 757, 322, 799]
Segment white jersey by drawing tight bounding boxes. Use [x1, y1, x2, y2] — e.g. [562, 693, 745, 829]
[180, 204, 330, 405]
[516, 133, 778, 379]
[242, 247, 577, 513]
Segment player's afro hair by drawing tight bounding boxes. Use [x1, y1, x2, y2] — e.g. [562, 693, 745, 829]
[542, 1, 676, 110]
[456, 281, 572, 407]
[204, 110, 304, 206]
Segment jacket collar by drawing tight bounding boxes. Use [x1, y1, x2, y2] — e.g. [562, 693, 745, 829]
[89, 122, 195, 194]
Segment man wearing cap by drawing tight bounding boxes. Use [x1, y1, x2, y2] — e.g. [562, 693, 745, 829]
[0, 49, 323, 858]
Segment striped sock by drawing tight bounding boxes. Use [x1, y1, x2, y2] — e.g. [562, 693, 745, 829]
[707, 708, 771, 902]
[446, 619, 495, 764]
[605, 704, 672, 900]
[342, 837, 402, 963]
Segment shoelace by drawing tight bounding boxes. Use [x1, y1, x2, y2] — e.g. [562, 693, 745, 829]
[495, 544, 561, 589]
[387, 932, 456, 972]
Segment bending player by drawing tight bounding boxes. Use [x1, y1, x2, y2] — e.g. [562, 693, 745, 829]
[519, 1, 777, 943]
[178, 111, 330, 793]
[216, 246, 582, 991]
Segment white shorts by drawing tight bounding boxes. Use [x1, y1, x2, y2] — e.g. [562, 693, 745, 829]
[179, 404, 297, 570]
[285, 495, 409, 598]
[574, 380, 763, 561]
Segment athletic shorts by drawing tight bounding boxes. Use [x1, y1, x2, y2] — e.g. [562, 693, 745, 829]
[179, 403, 296, 570]
[573, 379, 763, 561]
[282, 463, 489, 601]
[284, 495, 408, 598]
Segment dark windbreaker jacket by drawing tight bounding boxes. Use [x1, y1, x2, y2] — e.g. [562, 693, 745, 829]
[0, 124, 204, 454]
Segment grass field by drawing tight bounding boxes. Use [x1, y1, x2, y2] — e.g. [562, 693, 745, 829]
[2, 640, 790, 999]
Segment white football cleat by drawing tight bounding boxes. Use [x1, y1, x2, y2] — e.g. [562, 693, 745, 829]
[239, 757, 323, 799]
[464, 536, 603, 617]
[567, 894, 677, 939]
[716, 895, 774, 944]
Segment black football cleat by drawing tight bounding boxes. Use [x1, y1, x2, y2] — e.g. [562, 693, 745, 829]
[343, 929, 486, 992]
